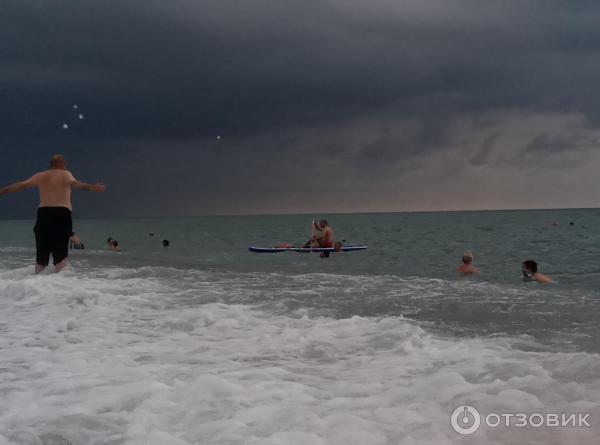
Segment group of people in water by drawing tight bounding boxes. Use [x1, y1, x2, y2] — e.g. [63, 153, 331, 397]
[69, 234, 170, 253]
[456, 250, 553, 283]
[0, 154, 555, 283]
[67, 230, 170, 253]
[103, 236, 170, 252]
[0, 154, 173, 271]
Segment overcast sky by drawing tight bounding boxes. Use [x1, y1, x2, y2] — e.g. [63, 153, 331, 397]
[1, 0, 600, 217]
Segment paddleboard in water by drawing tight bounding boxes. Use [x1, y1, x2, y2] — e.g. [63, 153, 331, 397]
[248, 245, 367, 253]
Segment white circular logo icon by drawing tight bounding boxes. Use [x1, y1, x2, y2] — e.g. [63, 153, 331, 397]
[451, 405, 481, 435]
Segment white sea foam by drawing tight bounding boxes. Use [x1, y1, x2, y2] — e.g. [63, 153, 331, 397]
[0, 266, 599, 444]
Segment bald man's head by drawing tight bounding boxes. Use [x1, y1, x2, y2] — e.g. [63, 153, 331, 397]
[50, 154, 66, 169]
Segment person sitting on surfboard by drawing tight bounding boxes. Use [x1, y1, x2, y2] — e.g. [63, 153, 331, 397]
[303, 219, 335, 258]
[304, 219, 334, 249]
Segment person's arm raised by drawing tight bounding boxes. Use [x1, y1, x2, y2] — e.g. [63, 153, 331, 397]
[0, 175, 38, 196]
[72, 180, 106, 192]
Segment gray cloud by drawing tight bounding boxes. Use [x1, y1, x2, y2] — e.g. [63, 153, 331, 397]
[469, 131, 500, 167]
[522, 132, 599, 155]
[2, 0, 600, 216]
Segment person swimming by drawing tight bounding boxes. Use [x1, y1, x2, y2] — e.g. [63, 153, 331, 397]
[69, 232, 84, 250]
[456, 250, 477, 274]
[162, 239, 170, 248]
[521, 260, 552, 283]
[109, 240, 120, 251]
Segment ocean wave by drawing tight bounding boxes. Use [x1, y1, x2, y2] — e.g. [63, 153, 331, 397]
[0, 267, 599, 444]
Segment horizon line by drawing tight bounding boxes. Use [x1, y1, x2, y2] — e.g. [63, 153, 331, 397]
[0, 205, 598, 221]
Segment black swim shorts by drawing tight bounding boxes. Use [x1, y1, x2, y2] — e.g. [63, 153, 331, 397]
[33, 207, 73, 266]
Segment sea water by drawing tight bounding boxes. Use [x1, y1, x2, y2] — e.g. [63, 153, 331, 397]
[0, 210, 599, 444]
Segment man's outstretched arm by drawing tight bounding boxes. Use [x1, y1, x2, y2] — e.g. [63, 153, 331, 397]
[72, 180, 106, 192]
[0, 176, 37, 196]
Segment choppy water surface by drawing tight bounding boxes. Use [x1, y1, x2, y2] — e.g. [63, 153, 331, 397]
[1, 210, 599, 444]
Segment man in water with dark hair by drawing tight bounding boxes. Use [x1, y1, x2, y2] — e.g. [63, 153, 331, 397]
[521, 260, 553, 284]
[0, 154, 105, 273]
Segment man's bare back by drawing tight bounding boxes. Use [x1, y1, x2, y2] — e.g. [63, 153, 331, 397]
[27, 169, 77, 209]
[0, 154, 105, 273]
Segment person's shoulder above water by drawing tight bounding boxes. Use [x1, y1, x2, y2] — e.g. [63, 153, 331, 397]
[456, 264, 477, 274]
[533, 272, 553, 284]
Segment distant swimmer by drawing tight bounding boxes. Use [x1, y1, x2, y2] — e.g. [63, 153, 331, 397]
[109, 240, 121, 251]
[456, 250, 478, 274]
[521, 260, 553, 284]
[0, 154, 105, 273]
[162, 239, 170, 248]
[69, 232, 85, 250]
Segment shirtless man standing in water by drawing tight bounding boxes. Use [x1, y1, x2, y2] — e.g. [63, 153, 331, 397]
[0, 154, 106, 273]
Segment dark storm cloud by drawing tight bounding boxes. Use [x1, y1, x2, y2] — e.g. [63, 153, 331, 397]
[505, 127, 600, 171]
[2, 0, 600, 216]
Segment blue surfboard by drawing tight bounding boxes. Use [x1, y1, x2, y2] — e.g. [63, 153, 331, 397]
[248, 245, 367, 253]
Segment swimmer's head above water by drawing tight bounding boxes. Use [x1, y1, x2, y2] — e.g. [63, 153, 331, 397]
[462, 250, 474, 264]
[521, 260, 537, 278]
